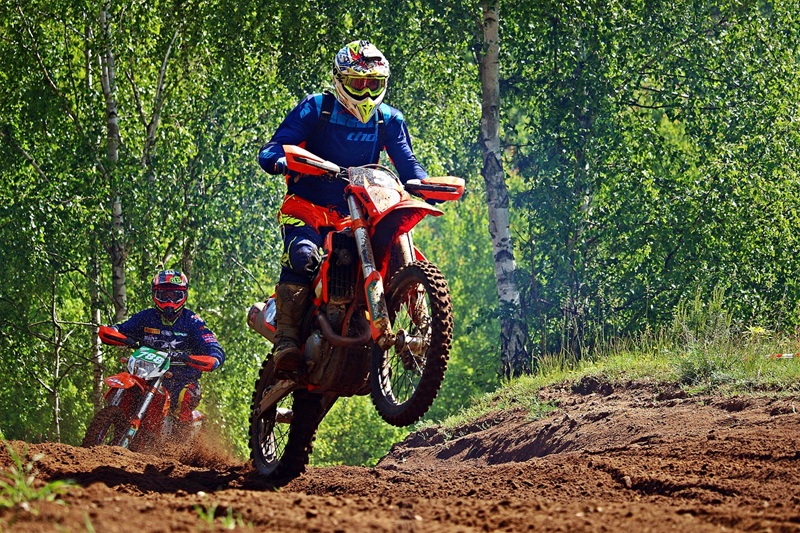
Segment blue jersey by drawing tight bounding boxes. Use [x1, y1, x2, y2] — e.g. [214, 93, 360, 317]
[258, 93, 428, 212]
[113, 308, 225, 385]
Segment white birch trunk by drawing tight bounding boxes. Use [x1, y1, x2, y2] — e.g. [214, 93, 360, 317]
[99, 1, 127, 323]
[479, 0, 531, 377]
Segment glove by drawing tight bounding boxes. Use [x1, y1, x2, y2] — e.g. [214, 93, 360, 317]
[186, 355, 220, 372]
[273, 157, 287, 175]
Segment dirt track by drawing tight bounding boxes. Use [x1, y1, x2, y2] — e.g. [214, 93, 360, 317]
[3, 377, 800, 532]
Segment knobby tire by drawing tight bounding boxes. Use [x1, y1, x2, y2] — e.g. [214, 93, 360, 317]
[371, 261, 453, 427]
[249, 358, 327, 481]
[81, 406, 129, 447]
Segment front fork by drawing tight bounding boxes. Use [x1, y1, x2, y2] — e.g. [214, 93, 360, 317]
[119, 375, 164, 449]
[348, 195, 396, 350]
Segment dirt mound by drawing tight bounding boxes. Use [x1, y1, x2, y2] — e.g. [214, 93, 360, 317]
[3, 379, 800, 531]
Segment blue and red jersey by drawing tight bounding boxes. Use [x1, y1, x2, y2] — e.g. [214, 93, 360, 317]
[258, 93, 428, 213]
[113, 308, 225, 386]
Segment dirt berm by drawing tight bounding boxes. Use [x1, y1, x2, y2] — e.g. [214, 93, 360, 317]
[2, 377, 800, 531]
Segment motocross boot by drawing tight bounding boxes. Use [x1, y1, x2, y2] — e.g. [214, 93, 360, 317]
[272, 282, 312, 373]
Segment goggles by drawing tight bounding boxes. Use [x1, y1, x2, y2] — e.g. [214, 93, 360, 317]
[343, 76, 386, 97]
[154, 289, 186, 304]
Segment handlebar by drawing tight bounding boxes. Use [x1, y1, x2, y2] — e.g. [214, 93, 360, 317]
[282, 145, 465, 203]
[99, 326, 218, 371]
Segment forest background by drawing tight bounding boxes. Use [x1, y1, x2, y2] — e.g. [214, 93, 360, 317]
[1, 0, 799, 465]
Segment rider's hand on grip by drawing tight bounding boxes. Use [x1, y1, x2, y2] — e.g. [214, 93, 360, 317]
[187, 354, 220, 372]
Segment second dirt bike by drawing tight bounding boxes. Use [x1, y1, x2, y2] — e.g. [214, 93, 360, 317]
[82, 325, 216, 451]
[247, 145, 464, 480]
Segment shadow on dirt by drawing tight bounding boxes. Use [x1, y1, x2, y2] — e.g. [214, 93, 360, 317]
[66, 463, 245, 494]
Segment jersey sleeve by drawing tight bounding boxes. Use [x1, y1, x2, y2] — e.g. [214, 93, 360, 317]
[186, 313, 226, 369]
[382, 108, 428, 183]
[112, 310, 149, 340]
[258, 94, 324, 174]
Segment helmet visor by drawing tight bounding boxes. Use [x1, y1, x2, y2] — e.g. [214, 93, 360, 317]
[154, 289, 186, 304]
[343, 76, 386, 97]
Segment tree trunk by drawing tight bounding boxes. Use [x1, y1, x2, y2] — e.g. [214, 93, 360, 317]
[89, 239, 104, 412]
[50, 272, 61, 442]
[478, 0, 531, 378]
[100, 0, 127, 323]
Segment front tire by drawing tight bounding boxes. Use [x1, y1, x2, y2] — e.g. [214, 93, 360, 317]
[82, 406, 129, 447]
[371, 261, 453, 427]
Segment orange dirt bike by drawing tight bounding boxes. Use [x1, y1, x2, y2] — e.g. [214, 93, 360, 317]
[81, 325, 218, 451]
[247, 145, 464, 479]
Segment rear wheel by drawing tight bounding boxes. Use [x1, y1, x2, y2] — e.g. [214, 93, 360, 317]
[371, 261, 453, 427]
[82, 406, 129, 447]
[249, 358, 334, 482]
[249, 358, 296, 477]
[270, 390, 329, 482]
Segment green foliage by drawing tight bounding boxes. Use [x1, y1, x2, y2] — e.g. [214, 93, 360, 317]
[1, 0, 799, 468]
[0, 437, 73, 511]
[311, 397, 408, 467]
[502, 0, 800, 356]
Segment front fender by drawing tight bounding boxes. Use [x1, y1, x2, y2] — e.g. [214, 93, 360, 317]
[370, 201, 441, 280]
[371, 200, 442, 237]
[104, 372, 144, 392]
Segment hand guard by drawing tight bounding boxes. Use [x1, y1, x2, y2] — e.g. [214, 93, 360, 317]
[98, 325, 137, 347]
[404, 179, 442, 204]
[186, 355, 220, 372]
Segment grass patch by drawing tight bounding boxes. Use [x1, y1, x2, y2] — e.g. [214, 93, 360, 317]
[0, 435, 73, 512]
[194, 500, 253, 530]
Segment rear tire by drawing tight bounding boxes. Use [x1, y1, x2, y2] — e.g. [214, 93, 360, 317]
[270, 390, 327, 482]
[371, 261, 453, 427]
[82, 406, 129, 447]
[249, 358, 332, 482]
[249, 358, 294, 477]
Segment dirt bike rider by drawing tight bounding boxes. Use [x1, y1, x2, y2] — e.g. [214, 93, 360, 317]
[258, 39, 429, 375]
[102, 269, 225, 433]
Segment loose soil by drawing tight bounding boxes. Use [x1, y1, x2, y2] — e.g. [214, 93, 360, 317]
[3, 377, 800, 532]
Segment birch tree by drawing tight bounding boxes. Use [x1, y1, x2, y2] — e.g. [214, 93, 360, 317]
[477, 1, 530, 377]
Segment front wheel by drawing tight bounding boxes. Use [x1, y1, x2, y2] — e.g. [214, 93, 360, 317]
[371, 261, 453, 427]
[82, 406, 129, 447]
